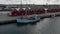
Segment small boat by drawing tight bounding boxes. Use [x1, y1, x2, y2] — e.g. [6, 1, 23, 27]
[16, 17, 40, 24]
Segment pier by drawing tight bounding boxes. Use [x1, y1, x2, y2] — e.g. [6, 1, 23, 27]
[0, 11, 60, 24]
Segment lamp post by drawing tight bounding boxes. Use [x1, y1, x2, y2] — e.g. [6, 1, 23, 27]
[44, 3, 48, 14]
[45, 7, 48, 14]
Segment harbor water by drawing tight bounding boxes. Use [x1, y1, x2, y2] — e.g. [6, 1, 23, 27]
[0, 16, 60, 34]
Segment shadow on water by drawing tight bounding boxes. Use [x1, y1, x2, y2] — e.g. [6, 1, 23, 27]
[16, 23, 28, 26]
[16, 22, 39, 27]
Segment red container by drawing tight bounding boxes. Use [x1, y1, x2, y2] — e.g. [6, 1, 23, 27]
[11, 10, 26, 16]
[18, 10, 25, 16]
[26, 10, 30, 15]
[11, 9, 45, 16]
[26, 10, 36, 15]
[55, 9, 60, 12]
[47, 8, 60, 13]
[11, 10, 19, 16]
[47, 9, 56, 13]
[36, 9, 45, 14]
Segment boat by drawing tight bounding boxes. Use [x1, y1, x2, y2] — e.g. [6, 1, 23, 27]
[16, 16, 40, 24]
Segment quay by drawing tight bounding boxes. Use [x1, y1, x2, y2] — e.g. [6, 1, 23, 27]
[0, 11, 60, 25]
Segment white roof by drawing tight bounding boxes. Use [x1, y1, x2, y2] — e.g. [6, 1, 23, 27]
[0, 0, 60, 5]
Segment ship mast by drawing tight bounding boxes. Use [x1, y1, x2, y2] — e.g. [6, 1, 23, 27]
[27, 0, 31, 17]
[21, 0, 23, 17]
[25, 2, 27, 17]
[21, 0, 22, 10]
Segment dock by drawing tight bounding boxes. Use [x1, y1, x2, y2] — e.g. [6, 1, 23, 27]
[0, 13, 21, 25]
[0, 11, 60, 25]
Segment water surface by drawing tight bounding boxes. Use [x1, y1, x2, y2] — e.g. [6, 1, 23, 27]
[0, 17, 60, 34]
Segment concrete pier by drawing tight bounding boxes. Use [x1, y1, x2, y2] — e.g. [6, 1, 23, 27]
[0, 11, 60, 24]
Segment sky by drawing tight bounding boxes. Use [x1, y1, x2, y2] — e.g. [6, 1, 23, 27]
[0, 0, 60, 5]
